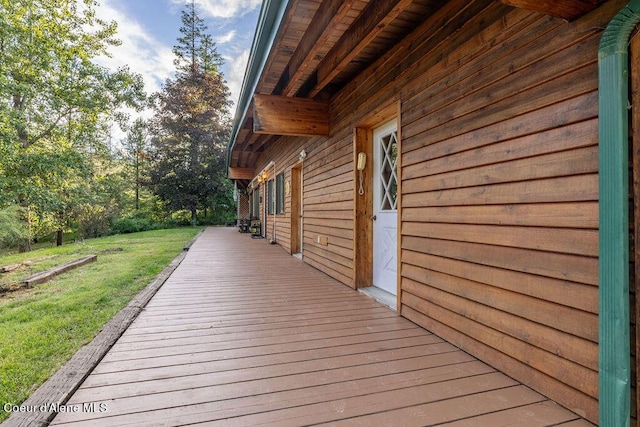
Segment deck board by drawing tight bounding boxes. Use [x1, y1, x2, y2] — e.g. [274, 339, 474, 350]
[50, 227, 592, 426]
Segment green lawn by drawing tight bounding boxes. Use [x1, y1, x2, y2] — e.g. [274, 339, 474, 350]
[0, 227, 202, 422]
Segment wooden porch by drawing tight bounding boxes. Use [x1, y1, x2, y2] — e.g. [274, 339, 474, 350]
[51, 228, 593, 426]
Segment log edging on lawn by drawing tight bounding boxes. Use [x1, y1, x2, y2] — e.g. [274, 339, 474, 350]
[1, 239, 197, 427]
[21, 255, 97, 287]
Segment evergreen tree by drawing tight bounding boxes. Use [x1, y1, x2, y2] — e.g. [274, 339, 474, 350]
[148, 0, 233, 224]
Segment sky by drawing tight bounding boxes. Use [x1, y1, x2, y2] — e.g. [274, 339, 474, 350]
[92, 0, 262, 140]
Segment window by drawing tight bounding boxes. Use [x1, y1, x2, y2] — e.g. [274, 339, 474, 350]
[267, 179, 274, 215]
[276, 172, 285, 214]
[251, 188, 260, 218]
[378, 128, 398, 211]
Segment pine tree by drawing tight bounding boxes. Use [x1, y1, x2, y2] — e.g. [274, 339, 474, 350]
[148, 0, 233, 224]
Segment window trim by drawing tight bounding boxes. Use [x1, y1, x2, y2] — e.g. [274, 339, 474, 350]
[276, 172, 285, 215]
[251, 188, 260, 218]
[267, 179, 274, 215]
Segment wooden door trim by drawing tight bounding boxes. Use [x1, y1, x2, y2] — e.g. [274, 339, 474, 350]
[353, 100, 401, 296]
[290, 163, 303, 255]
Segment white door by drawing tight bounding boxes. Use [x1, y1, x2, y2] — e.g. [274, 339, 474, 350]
[373, 120, 398, 295]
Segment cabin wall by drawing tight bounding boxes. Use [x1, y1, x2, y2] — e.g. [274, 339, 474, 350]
[255, 136, 305, 251]
[255, 133, 357, 287]
[248, 1, 626, 422]
[333, 2, 608, 422]
[397, 9, 601, 421]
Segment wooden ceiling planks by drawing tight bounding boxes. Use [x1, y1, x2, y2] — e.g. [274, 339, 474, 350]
[276, 0, 356, 97]
[500, 0, 603, 21]
[307, 0, 415, 98]
[230, 0, 453, 170]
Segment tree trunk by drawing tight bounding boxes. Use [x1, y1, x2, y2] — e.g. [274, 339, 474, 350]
[135, 150, 140, 210]
[191, 208, 197, 225]
[56, 228, 63, 246]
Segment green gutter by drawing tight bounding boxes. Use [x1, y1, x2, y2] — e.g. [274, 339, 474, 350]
[226, 0, 289, 171]
[599, 1, 640, 425]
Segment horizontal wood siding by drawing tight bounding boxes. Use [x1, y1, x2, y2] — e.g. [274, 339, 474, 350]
[258, 135, 307, 253]
[247, 1, 621, 422]
[257, 132, 356, 287]
[303, 133, 355, 286]
[392, 5, 604, 424]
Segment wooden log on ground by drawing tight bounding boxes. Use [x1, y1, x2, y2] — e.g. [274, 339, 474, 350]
[21, 255, 97, 287]
[1, 261, 31, 273]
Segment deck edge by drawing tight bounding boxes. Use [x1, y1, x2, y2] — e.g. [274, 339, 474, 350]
[1, 245, 193, 427]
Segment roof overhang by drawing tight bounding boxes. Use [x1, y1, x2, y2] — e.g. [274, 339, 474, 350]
[226, 0, 289, 173]
[227, 0, 610, 178]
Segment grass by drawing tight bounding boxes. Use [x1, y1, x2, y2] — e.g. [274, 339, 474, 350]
[0, 227, 202, 422]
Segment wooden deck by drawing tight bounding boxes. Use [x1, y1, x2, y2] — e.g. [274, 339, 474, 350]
[50, 228, 593, 426]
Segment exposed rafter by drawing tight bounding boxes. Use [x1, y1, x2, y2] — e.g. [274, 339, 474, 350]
[308, 0, 414, 98]
[253, 94, 330, 136]
[276, 0, 355, 97]
[500, 0, 602, 21]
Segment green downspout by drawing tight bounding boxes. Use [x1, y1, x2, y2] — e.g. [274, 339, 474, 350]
[599, 1, 640, 425]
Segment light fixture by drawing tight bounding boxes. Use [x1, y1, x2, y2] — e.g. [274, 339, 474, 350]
[299, 150, 307, 161]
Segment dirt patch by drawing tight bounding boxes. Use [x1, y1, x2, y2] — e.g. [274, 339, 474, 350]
[99, 247, 123, 254]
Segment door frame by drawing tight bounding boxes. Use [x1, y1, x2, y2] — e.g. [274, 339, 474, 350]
[290, 163, 303, 256]
[353, 100, 402, 311]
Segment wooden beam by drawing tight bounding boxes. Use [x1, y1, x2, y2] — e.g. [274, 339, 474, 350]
[253, 94, 329, 136]
[309, 0, 414, 98]
[500, 0, 601, 21]
[228, 167, 255, 180]
[278, 0, 355, 96]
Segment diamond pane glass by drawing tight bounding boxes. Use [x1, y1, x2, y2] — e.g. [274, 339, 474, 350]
[379, 131, 398, 211]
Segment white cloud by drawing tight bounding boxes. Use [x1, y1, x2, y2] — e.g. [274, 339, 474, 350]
[90, 0, 259, 141]
[216, 30, 236, 45]
[95, 0, 175, 96]
[171, 0, 261, 19]
[224, 47, 250, 108]
[91, 0, 177, 143]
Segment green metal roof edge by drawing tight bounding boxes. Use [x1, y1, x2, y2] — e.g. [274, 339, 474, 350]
[599, 1, 640, 425]
[226, 0, 289, 172]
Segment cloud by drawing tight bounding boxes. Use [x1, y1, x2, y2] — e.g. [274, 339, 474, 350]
[216, 30, 236, 45]
[91, 0, 178, 142]
[224, 47, 250, 108]
[171, 0, 261, 19]
[95, 0, 175, 96]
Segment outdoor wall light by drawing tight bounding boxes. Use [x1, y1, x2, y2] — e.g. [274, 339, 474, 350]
[299, 150, 307, 161]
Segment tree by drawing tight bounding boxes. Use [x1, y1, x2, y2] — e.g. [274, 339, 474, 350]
[0, 0, 146, 248]
[122, 118, 149, 211]
[148, 1, 233, 223]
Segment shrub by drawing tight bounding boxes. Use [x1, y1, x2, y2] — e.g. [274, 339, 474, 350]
[110, 213, 155, 234]
[76, 205, 113, 239]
